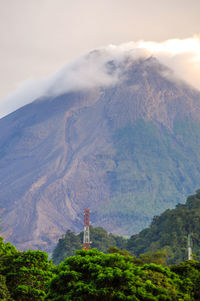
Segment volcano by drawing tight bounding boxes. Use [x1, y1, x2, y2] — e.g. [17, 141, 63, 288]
[1, 55, 200, 251]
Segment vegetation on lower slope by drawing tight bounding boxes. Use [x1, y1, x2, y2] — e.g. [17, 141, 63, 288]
[2, 190, 200, 299]
[1, 235, 200, 299]
[52, 226, 127, 265]
[47, 249, 192, 301]
[0, 237, 55, 300]
[52, 189, 200, 265]
[127, 189, 200, 264]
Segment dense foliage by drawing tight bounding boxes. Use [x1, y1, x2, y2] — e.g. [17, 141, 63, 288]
[127, 189, 200, 264]
[52, 226, 127, 264]
[0, 237, 55, 300]
[1, 236, 200, 300]
[3, 189, 200, 299]
[47, 249, 191, 301]
[53, 190, 200, 265]
[0, 274, 12, 301]
[171, 260, 200, 300]
[52, 230, 82, 264]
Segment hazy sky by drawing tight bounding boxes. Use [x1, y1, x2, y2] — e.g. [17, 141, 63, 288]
[0, 0, 200, 116]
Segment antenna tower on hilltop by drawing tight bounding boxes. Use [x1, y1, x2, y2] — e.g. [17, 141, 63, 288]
[83, 209, 90, 250]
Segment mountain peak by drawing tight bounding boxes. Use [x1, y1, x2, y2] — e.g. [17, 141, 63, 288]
[2, 37, 200, 119]
[1, 53, 200, 251]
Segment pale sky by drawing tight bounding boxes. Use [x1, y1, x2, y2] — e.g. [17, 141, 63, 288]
[0, 0, 200, 116]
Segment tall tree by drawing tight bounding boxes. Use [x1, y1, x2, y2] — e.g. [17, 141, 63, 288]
[0, 248, 55, 301]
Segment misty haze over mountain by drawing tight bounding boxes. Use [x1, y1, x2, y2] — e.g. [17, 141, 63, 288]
[1, 36, 200, 118]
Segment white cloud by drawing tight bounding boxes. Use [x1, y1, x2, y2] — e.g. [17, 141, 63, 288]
[138, 36, 200, 89]
[1, 36, 200, 118]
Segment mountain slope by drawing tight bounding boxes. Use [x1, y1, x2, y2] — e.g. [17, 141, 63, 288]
[1, 57, 200, 251]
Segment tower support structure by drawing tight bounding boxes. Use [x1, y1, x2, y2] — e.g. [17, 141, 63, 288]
[188, 234, 192, 260]
[83, 209, 90, 250]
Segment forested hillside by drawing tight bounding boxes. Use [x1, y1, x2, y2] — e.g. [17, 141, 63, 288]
[52, 226, 127, 265]
[127, 189, 200, 264]
[53, 190, 200, 265]
[2, 189, 200, 299]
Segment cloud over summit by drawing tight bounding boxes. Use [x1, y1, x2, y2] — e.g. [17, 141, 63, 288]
[1, 36, 200, 118]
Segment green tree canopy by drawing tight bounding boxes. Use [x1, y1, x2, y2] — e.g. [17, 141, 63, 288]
[171, 260, 200, 300]
[52, 230, 82, 265]
[52, 226, 127, 265]
[0, 247, 55, 301]
[0, 236, 17, 257]
[46, 249, 190, 301]
[127, 190, 200, 264]
[0, 274, 13, 301]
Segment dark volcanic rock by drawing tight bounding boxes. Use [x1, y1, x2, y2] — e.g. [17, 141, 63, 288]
[1, 57, 200, 251]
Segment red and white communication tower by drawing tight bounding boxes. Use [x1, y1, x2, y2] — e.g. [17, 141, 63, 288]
[83, 209, 90, 250]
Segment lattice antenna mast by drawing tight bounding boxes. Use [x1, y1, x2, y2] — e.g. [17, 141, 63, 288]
[188, 234, 193, 260]
[83, 209, 90, 250]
